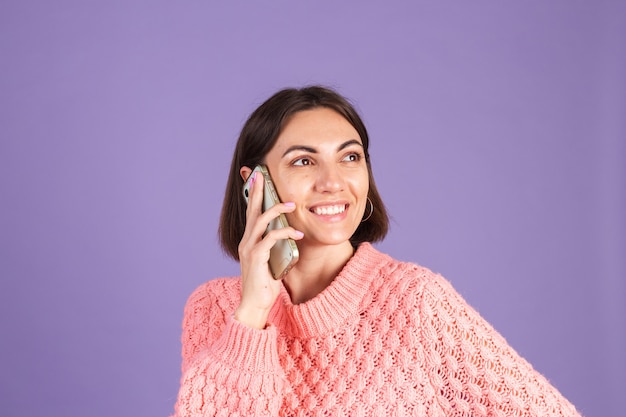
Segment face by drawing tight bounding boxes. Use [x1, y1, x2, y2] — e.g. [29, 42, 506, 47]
[261, 107, 369, 250]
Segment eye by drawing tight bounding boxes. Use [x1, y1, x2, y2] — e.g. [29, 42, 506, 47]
[342, 152, 362, 163]
[292, 157, 312, 166]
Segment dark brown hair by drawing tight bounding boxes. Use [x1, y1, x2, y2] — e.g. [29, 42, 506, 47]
[219, 85, 389, 260]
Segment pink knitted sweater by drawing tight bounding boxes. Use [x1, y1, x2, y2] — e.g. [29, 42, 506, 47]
[172, 243, 580, 417]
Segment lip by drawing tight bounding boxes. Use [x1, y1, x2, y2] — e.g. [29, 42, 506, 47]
[308, 201, 350, 217]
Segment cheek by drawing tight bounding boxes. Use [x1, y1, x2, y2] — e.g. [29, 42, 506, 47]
[279, 177, 313, 221]
[275, 178, 300, 203]
[352, 172, 370, 196]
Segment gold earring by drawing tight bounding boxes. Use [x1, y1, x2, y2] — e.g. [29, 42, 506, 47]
[361, 197, 373, 222]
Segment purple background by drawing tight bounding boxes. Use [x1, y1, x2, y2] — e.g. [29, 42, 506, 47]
[1, 2, 624, 416]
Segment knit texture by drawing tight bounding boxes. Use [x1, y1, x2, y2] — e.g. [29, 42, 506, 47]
[172, 243, 581, 417]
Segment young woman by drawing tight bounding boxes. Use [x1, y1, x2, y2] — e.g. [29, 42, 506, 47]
[172, 86, 580, 416]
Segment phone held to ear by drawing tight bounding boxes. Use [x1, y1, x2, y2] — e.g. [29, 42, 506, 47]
[242, 165, 300, 280]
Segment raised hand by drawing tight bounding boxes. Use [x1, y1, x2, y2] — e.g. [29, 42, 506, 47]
[235, 171, 304, 329]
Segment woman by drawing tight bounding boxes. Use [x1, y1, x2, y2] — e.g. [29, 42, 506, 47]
[172, 86, 580, 416]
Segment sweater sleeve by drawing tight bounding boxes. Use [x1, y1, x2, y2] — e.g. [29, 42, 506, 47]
[419, 274, 581, 417]
[172, 281, 286, 417]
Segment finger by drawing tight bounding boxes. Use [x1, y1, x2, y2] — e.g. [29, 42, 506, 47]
[241, 172, 265, 241]
[256, 199, 293, 219]
[244, 225, 302, 262]
[263, 227, 304, 244]
[246, 171, 264, 218]
[246, 201, 297, 242]
[240, 219, 303, 264]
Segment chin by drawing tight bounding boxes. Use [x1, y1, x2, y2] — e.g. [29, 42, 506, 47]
[302, 231, 356, 248]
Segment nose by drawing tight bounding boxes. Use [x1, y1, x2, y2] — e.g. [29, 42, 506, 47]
[315, 163, 344, 193]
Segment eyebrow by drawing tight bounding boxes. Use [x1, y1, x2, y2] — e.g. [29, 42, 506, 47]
[281, 139, 363, 158]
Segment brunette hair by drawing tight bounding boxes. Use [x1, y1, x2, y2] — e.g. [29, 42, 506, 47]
[219, 85, 389, 260]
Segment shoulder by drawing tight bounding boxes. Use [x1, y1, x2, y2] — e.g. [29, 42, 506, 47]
[180, 277, 242, 370]
[180, 277, 242, 339]
[376, 252, 500, 342]
[365, 245, 444, 293]
[184, 276, 242, 316]
[366, 245, 466, 312]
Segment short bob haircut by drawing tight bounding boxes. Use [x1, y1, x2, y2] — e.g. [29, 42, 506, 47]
[219, 85, 389, 260]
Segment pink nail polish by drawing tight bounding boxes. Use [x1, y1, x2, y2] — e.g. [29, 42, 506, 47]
[284, 202, 295, 207]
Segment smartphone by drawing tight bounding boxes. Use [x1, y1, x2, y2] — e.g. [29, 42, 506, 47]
[242, 165, 299, 280]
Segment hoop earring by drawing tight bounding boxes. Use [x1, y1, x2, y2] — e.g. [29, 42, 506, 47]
[361, 197, 374, 223]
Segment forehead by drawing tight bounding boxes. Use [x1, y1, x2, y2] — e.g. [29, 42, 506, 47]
[276, 107, 362, 146]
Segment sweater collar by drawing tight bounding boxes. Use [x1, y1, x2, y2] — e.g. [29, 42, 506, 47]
[269, 242, 390, 338]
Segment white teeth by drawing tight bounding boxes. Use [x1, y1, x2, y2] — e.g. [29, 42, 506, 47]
[313, 205, 346, 215]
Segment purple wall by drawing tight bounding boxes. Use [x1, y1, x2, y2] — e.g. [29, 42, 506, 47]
[1, 2, 624, 416]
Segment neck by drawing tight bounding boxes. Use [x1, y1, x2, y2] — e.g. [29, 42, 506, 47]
[282, 241, 355, 304]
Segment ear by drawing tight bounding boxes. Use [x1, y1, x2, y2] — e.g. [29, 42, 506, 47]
[240, 166, 253, 182]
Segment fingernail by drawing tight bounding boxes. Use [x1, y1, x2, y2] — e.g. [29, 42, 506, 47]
[251, 171, 257, 185]
[295, 230, 304, 237]
[284, 202, 295, 207]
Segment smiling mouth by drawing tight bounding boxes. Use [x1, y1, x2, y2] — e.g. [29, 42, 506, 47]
[311, 204, 347, 216]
